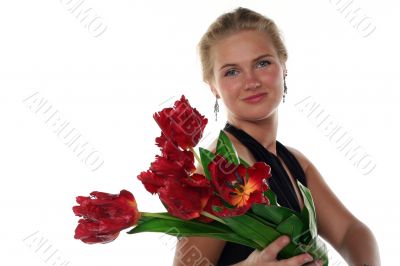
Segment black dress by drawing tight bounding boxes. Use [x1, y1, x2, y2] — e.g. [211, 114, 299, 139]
[216, 122, 308, 266]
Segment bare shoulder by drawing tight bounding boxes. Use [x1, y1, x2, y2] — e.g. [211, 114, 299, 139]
[285, 145, 311, 172]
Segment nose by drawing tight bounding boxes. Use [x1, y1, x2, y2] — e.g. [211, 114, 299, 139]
[244, 71, 261, 90]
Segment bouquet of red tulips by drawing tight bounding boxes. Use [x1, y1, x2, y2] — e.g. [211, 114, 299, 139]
[72, 95, 328, 265]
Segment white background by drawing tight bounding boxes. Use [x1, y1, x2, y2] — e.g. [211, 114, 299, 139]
[1, 0, 399, 265]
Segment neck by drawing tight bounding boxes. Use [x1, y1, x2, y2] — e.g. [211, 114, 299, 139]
[226, 110, 279, 156]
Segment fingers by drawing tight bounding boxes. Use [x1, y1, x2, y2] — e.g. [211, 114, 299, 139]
[260, 235, 292, 261]
[259, 235, 318, 266]
[303, 260, 324, 266]
[277, 252, 314, 266]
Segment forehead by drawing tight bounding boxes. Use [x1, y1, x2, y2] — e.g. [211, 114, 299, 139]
[212, 30, 277, 66]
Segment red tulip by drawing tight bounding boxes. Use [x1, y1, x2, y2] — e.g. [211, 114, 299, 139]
[136, 170, 164, 194]
[139, 133, 213, 220]
[139, 165, 212, 219]
[138, 134, 196, 195]
[158, 176, 212, 220]
[153, 95, 208, 150]
[181, 173, 211, 187]
[207, 155, 271, 217]
[73, 190, 140, 244]
[198, 193, 261, 221]
[156, 132, 196, 172]
[137, 153, 194, 195]
[149, 155, 188, 179]
[155, 133, 196, 173]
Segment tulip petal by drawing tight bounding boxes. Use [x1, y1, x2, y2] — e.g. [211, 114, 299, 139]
[72, 190, 140, 244]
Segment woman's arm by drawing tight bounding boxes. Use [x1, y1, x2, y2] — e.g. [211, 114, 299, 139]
[287, 147, 381, 266]
[338, 221, 380, 265]
[173, 236, 226, 265]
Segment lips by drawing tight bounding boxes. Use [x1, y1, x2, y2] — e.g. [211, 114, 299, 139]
[243, 92, 267, 101]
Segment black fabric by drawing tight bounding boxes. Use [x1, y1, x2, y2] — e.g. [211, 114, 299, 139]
[216, 122, 308, 266]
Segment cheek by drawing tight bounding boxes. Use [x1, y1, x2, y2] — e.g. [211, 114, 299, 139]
[217, 83, 241, 108]
[261, 68, 282, 86]
[217, 78, 242, 96]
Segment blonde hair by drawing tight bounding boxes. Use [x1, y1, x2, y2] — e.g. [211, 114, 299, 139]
[197, 7, 288, 84]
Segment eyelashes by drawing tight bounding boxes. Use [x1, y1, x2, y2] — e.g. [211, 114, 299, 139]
[224, 69, 239, 77]
[224, 60, 272, 77]
[257, 60, 271, 68]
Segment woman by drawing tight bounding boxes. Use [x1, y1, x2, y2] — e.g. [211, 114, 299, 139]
[173, 7, 380, 266]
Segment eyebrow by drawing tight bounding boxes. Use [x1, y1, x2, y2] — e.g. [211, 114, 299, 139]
[219, 54, 274, 71]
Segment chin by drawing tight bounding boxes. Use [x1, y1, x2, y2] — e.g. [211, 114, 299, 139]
[238, 110, 274, 121]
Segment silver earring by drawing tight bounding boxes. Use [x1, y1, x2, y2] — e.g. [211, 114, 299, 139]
[283, 70, 288, 103]
[214, 96, 219, 121]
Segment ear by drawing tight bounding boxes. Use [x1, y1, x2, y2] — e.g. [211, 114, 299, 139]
[207, 80, 220, 98]
[282, 63, 287, 76]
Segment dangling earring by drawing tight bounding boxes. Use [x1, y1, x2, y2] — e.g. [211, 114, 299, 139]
[214, 95, 219, 121]
[283, 70, 288, 103]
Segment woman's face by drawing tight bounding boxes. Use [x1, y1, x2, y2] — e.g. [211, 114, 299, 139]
[209, 29, 286, 121]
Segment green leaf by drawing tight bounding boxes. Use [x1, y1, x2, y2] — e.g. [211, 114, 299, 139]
[199, 147, 215, 180]
[246, 211, 276, 228]
[212, 205, 222, 213]
[128, 213, 230, 235]
[297, 181, 317, 239]
[252, 203, 298, 225]
[239, 157, 250, 167]
[293, 237, 329, 266]
[263, 189, 278, 206]
[276, 214, 305, 239]
[222, 214, 302, 258]
[222, 214, 280, 248]
[127, 215, 260, 249]
[216, 130, 239, 165]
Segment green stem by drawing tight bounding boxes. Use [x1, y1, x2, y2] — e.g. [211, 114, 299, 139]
[140, 212, 177, 220]
[200, 211, 226, 225]
[189, 147, 201, 165]
[140, 211, 226, 225]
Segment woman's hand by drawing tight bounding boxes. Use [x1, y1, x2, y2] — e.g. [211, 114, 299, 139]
[236, 236, 323, 266]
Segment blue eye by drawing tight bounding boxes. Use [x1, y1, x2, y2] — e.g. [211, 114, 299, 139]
[257, 60, 271, 68]
[224, 69, 239, 77]
[224, 60, 271, 77]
